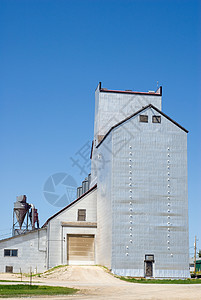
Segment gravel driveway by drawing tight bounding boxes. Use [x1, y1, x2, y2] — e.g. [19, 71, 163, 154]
[0, 266, 201, 299]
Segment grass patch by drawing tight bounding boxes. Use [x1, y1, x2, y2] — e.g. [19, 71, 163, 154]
[43, 265, 68, 274]
[118, 276, 201, 284]
[0, 280, 29, 283]
[99, 266, 201, 284]
[0, 284, 78, 297]
[26, 264, 69, 277]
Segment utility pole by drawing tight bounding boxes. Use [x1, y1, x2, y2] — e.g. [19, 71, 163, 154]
[194, 235, 197, 274]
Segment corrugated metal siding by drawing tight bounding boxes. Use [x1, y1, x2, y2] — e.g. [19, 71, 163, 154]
[94, 89, 162, 144]
[48, 188, 97, 269]
[96, 134, 113, 268]
[111, 107, 189, 277]
[97, 106, 189, 278]
[0, 229, 47, 273]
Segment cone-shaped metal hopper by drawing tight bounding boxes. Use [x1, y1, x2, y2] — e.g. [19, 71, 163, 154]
[14, 196, 29, 229]
[14, 208, 27, 228]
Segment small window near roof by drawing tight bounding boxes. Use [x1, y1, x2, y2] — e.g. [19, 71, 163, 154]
[4, 249, 18, 257]
[78, 209, 86, 221]
[152, 115, 161, 123]
[139, 115, 148, 123]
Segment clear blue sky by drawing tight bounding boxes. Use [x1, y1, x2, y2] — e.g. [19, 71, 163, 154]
[0, 0, 200, 256]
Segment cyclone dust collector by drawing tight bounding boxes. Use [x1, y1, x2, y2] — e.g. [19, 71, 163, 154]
[12, 195, 39, 236]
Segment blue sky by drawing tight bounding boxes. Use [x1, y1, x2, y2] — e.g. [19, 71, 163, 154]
[0, 0, 200, 256]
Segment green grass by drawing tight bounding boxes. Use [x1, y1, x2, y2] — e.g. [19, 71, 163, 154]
[118, 276, 201, 284]
[26, 264, 68, 277]
[0, 284, 78, 297]
[0, 280, 28, 283]
[47, 265, 68, 271]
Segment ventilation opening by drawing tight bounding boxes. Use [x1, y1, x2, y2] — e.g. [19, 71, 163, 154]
[152, 115, 161, 123]
[139, 115, 148, 123]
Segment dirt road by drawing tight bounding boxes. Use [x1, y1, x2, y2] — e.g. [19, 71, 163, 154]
[1, 266, 201, 299]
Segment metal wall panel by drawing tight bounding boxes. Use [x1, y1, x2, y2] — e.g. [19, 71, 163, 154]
[93, 88, 162, 145]
[91, 88, 162, 186]
[97, 106, 189, 278]
[96, 134, 113, 268]
[48, 188, 97, 269]
[0, 229, 47, 273]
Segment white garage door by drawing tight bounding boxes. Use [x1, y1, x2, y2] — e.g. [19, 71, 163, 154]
[67, 234, 95, 265]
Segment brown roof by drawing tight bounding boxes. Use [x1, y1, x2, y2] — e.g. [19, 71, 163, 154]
[96, 104, 188, 148]
[42, 184, 97, 227]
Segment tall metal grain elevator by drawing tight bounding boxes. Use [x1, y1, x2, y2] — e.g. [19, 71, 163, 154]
[0, 83, 189, 278]
[91, 83, 189, 278]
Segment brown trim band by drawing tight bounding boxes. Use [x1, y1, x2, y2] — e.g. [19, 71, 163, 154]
[100, 88, 162, 96]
